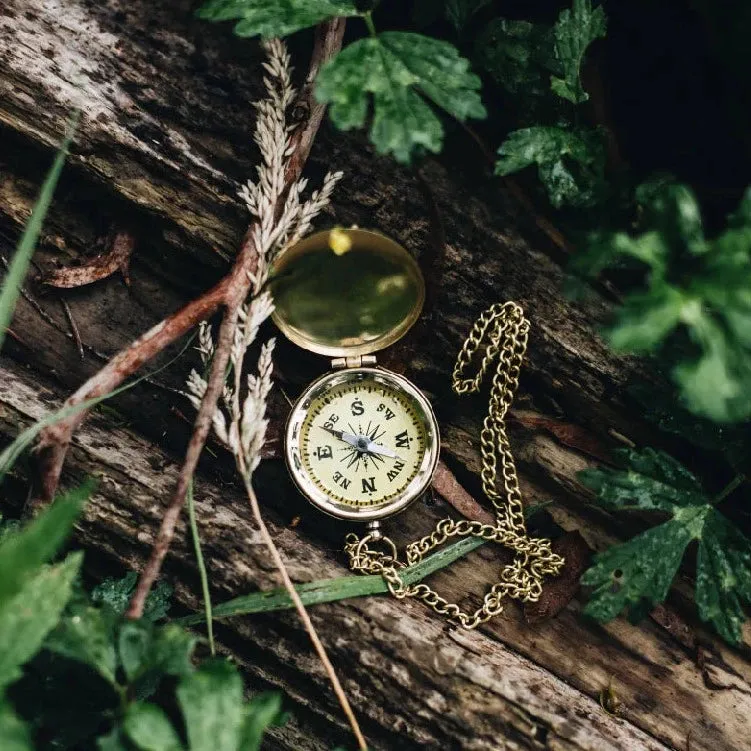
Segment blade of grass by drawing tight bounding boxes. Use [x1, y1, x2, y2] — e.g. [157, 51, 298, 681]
[0, 333, 196, 483]
[186, 478, 215, 654]
[174, 501, 552, 626]
[0, 113, 79, 353]
[175, 536, 487, 625]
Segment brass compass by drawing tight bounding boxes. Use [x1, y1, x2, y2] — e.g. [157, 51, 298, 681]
[271, 228, 564, 630]
[271, 228, 440, 526]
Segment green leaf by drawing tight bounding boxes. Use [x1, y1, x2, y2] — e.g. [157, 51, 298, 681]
[582, 519, 697, 622]
[187, 479, 214, 655]
[239, 693, 285, 751]
[196, 0, 360, 38]
[92, 571, 172, 622]
[580, 448, 751, 644]
[97, 728, 130, 751]
[495, 125, 606, 208]
[124, 703, 183, 751]
[175, 535, 486, 625]
[607, 285, 684, 352]
[44, 603, 118, 684]
[0, 702, 33, 751]
[0, 480, 92, 604]
[316, 32, 486, 164]
[118, 621, 196, 698]
[579, 182, 751, 422]
[0, 115, 77, 353]
[0, 552, 83, 689]
[119, 621, 152, 682]
[475, 18, 558, 97]
[177, 660, 244, 751]
[550, 0, 606, 104]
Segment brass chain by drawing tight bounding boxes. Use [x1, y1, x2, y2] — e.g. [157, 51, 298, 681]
[344, 302, 565, 629]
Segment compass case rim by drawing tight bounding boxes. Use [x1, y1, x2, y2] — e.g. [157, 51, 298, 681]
[284, 367, 440, 522]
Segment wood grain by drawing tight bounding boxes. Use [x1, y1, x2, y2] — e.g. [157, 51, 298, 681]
[1, 1, 750, 748]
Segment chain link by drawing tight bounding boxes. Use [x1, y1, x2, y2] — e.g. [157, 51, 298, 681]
[345, 302, 565, 629]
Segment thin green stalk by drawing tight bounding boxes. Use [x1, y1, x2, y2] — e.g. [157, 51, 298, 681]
[175, 535, 486, 625]
[712, 473, 746, 506]
[364, 12, 377, 37]
[0, 334, 196, 483]
[0, 113, 79, 353]
[186, 479, 215, 654]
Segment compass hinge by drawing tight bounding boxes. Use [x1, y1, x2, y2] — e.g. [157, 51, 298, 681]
[331, 355, 377, 369]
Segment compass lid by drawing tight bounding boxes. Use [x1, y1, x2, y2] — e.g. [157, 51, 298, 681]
[270, 228, 425, 358]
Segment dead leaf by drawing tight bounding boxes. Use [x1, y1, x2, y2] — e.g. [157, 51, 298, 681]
[431, 461, 495, 525]
[44, 231, 134, 288]
[511, 409, 611, 463]
[524, 531, 590, 624]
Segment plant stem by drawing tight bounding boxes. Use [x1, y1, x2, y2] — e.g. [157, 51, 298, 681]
[364, 12, 377, 37]
[186, 479, 214, 655]
[713, 473, 746, 505]
[240, 473, 368, 751]
[126, 297, 244, 620]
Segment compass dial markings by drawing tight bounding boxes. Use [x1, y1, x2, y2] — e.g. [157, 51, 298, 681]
[299, 377, 428, 508]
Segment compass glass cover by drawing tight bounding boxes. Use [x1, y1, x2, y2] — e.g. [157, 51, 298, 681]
[286, 369, 438, 520]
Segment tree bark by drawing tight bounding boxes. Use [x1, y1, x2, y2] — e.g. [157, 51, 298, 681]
[1, 1, 750, 749]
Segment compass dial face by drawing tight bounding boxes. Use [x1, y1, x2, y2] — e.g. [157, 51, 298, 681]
[286, 369, 439, 521]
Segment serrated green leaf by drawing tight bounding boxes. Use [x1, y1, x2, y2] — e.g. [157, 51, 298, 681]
[495, 125, 606, 208]
[475, 18, 558, 97]
[580, 448, 751, 644]
[316, 32, 485, 164]
[177, 660, 244, 751]
[92, 572, 172, 622]
[550, 0, 606, 104]
[582, 518, 698, 621]
[239, 693, 285, 751]
[124, 703, 183, 751]
[44, 603, 118, 684]
[196, 0, 360, 38]
[0, 552, 83, 689]
[118, 621, 196, 699]
[0, 481, 91, 605]
[0, 702, 32, 751]
[578, 447, 705, 512]
[696, 510, 751, 644]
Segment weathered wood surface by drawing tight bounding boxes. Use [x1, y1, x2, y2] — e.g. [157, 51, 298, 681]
[1, 1, 750, 749]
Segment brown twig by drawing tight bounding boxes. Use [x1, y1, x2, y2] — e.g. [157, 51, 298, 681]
[125, 18, 346, 619]
[60, 298, 84, 359]
[124, 295, 245, 619]
[32, 274, 230, 509]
